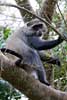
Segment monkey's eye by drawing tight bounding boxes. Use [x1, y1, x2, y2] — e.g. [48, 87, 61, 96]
[32, 24, 43, 31]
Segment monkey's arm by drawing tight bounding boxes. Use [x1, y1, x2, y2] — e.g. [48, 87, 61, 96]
[31, 36, 63, 50]
[39, 51, 61, 66]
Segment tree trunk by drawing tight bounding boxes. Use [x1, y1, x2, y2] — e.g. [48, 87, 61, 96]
[40, 0, 58, 21]
[15, 0, 35, 22]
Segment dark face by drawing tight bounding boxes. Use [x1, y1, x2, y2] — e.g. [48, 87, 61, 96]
[27, 19, 48, 37]
[31, 23, 43, 37]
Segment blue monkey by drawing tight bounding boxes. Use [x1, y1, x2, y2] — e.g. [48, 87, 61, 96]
[1, 19, 63, 86]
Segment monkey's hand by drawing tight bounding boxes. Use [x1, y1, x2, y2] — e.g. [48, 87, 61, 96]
[46, 57, 61, 67]
[54, 57, 61, 67]
[58, 36, 64, 42]
[39, 51, 61, 66]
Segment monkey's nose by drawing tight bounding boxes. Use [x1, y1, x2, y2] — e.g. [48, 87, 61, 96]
[37, 30, 42, 36]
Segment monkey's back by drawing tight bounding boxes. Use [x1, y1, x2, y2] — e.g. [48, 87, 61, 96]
[5, 32, 43, 69]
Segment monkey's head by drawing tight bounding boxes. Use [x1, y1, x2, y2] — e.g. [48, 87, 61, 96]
[26, 18, 48, 37]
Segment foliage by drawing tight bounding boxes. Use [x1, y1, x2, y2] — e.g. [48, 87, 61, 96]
[3, 27, 11, 40]
[48, 0, 67, 90]
[0, 80, 21, 100]
[51, 20, 67, 89]
[0, 26, 11, 48]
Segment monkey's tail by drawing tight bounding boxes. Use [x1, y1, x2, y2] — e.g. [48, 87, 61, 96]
[0, 48, 22, 59]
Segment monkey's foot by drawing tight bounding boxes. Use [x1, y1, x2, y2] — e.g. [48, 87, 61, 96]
[41, 80, 50, 86]
[44, 81, 50, 86]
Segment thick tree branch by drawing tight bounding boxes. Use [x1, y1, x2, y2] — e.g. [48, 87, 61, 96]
[0, 51, 67, 100]
[0, 3, 67, 41]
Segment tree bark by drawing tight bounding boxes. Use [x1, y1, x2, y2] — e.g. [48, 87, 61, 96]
[15, 0, 35, 22]
[39, 0, 58, 21]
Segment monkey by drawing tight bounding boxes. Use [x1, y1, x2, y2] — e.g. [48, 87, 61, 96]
[0, 19, 64, 86]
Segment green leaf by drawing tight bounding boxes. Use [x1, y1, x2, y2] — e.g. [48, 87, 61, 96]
[3, 27, 11, 40]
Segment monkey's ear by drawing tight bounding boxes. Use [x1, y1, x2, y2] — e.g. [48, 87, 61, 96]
[32, 24, 43, 30]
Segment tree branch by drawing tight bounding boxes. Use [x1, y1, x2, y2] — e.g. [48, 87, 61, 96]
[57, 3, 67, 26]
[0, 51, 67, 100]
[0, 3, 67, 41]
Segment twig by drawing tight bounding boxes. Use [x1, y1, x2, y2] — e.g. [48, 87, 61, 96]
[0, 3, 67, 41]
[57, 3, 67, 26]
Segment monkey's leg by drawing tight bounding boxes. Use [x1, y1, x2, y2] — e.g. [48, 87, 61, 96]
[36, 67, 50, 86]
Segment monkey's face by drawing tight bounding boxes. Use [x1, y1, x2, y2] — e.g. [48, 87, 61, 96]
[31, 23, 43, 37]
[27, 23, 48, 37]
[27, 19, 48, 37]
